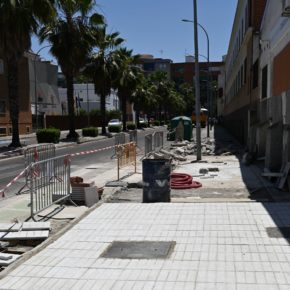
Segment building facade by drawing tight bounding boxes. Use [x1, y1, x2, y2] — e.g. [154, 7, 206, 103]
[28, 52, 61, 118]
[221, 0, 266, 147]
[257, 0, 290, 170]
[171, 59, 223, 109]
[0, 50, 32, 136]
[221, 0, 290, 172]
[58, 78, 119, 115]
[136, 54, 172, 78]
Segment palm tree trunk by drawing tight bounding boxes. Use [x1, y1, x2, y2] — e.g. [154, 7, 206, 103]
[121, 93, 127, 132]
[100, 92, 106, 135]
[66, 74, 78, 140]
[7, 59, 21, 148]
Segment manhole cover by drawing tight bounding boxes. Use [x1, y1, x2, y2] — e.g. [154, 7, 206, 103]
[266, 227, 290, 238]
[101, 241, 176, 259]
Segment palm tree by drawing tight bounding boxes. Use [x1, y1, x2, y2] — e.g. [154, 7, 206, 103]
[178, 83, 195, 116]
[39, 0, 104, 140]
[0, 0, 55, 147]
[148, 71, 172, 121]
[84, 27, 123, 135]
[115, 48, 140, 131]
[131, 74, 153, 128]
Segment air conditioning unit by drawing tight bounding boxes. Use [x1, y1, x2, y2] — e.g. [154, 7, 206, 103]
[282, 0, 290, 16]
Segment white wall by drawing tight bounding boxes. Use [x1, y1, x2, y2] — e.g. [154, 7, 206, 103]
[260, 0, 290, 98]
[58, 83, 119, 115]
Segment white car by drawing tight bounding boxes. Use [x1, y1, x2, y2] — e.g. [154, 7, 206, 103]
[108, 119, 122, 127]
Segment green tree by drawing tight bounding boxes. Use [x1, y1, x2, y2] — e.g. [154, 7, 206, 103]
[39, 0, 104, 140]
[114, 48, 140, 131]
[131, 74, 153, 128]
[0, 0, 55, 147]
[85, 27, 123, 135]
[178, 83, 195, 116]
[148, 71, 174, 121]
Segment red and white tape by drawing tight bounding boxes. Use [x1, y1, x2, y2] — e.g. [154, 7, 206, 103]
[69, 143, 133, 157]
[1, 142, 134, 198]
[0, 167, 29, 198]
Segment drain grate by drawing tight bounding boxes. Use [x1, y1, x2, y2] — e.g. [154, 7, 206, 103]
[101, 241, 176, 259]
[266, 227, 290, 238]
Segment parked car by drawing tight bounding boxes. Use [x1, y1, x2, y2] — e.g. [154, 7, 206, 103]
[108, 119, 122, 127]
[139, 118, 145, 124]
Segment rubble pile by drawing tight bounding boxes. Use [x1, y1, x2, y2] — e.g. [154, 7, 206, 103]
[162, 139, 242, 161]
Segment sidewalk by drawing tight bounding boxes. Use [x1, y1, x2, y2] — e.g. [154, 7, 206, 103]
[1, 125, 290, 289]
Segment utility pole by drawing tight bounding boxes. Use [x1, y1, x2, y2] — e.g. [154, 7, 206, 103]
[193, 0, 202, 160]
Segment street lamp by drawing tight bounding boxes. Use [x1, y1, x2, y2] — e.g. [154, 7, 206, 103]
[182, 18, 211, 138]
[33, 45, 51, 130]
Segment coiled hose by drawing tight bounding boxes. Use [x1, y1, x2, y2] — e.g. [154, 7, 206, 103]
[171, 173, 202, 189]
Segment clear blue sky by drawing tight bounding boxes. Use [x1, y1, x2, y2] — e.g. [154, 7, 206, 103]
[31, 0, 238, 65]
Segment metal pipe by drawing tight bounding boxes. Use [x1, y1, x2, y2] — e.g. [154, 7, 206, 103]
[33, 45, 51, 130]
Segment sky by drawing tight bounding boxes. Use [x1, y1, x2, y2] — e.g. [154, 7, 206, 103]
[31, 0, 238, 65]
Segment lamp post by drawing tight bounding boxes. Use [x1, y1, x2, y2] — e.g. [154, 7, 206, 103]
[182, 19, 211, 138]
[33, 45, 51, 130]
[181, 1, 201, 160]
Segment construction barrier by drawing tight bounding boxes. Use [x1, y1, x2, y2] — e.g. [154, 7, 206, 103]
[24, 144, 56, 168]
[129, 130, 138, 145]
[116, 142, 137, 180]
[28, 155, 71, 220]
[18, 144, 56, 195]
[144, 133, 153, 156]
[153, 131, 164, 151]
[112, 133, 126, 158]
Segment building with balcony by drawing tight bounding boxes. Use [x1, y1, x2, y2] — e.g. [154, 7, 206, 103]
[0, 50, 32, 136]
[221, 0, 266, 147]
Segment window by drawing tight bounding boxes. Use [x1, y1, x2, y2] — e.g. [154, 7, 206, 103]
[0, 59, 3, 74]
[252, 59, 259, 89]
[0, 100, 6, 114]
[262, 65, 268, 99]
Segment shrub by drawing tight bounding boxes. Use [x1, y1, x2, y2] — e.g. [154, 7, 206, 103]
[89, 109, 101, 117]
[126, 122, 136, 130]
[82, 127, 98, 137]
[160, 121, 165, 126]
[153, 120, 160, 126]
[108, 125, 122, 133]
[36, 128, 60, 144]
[107, 110, 121, 120]
[138, 122, 147, 129]
[79, 108, 87, 116]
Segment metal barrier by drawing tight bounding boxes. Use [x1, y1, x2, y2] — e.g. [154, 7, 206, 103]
[153, 131, 164, 151]
[144, 133, 153, 156]
[24, 144, 56, 168]
[129, 130, 138, 145]
[112, 133, 126, 158]
[114, 133, 126, 146]
[28, 155, 71, 220]
[116, 142, 137, 180]
[18, 144, 56, 194]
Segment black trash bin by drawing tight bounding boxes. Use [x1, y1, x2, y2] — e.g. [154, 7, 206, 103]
[142, 159, 171, 203]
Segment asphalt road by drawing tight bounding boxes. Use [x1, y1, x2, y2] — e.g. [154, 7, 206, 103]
[0, 127, 168, 198]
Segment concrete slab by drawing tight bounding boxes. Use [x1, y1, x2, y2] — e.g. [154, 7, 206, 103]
[0, 254, 21, 267]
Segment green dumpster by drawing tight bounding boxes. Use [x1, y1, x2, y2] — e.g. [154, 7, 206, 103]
[169, 116, 192, 141]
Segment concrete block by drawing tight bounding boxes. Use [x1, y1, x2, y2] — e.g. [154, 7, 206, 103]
[84, 186, 99, 207]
